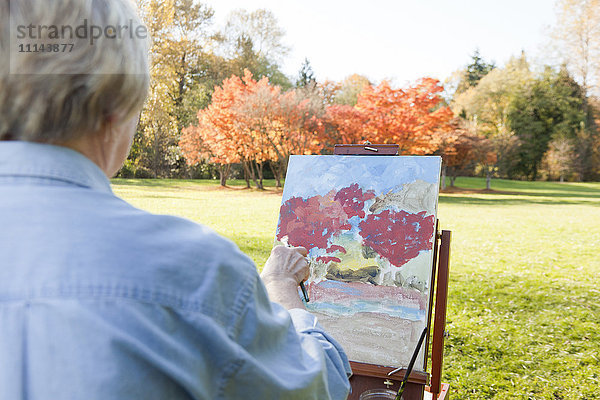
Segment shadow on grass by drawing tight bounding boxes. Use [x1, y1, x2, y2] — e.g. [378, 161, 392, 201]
[441, 180, 600, 206]
[113, 177, 599, 205]
[111, 178, 179, 187]
[440, 194, 600, 207]
[451, 177, 600, 198]
[111, 178, 284, 193]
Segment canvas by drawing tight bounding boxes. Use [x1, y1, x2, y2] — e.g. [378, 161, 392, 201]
[275, 155, 442, 369]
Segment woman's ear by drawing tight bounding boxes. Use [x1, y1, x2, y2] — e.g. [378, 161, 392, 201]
[102, 113, 122, 143]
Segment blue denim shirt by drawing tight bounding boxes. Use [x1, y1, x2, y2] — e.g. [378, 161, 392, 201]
[0, 142, 351, 400]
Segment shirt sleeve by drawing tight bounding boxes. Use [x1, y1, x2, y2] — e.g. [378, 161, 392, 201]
[288, 308, 353, 400]
[223, 274, 352, 400]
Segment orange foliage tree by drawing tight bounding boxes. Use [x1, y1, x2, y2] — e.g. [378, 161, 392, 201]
[271, 89, 325, 179]
[182, 73, 456, 186]
[180, 72, 249, 186]
[326, 78, 454, 154]
[181, 70, 324, 188]
[323, 105, 366, 146]
[231, 74, 281, 189]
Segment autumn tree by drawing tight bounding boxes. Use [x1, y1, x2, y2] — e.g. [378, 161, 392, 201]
[128, 3, 298, 179]
[471, 136, 498, 190]
[359, 79, 453, 153]
[131, 0, 216, 178]
[542, 137, 577, 181]
[317, 80, 342, 106]
[222, 9, 289, 62]
[550, 0, 600, 179]
[452, 53, 532, 137]
[444, 134, 477, 187]
[334, 74, 371, 106]
[182, 70, 325, 188]
[232, 74, 282, 189]
[272, 85, 326, 176]
[323, 105, 366, 146]
[180, 73, 248, 186]
[325, 79, 454, 154]
[452, 53, 533, 182]
[235, 74, 326, 187]
[432, 118, 466, 189]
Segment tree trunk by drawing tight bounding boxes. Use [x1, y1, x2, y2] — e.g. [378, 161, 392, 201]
[450, 175, 456, 187]
[244, 161, 261, 189]
[278, 157, 288, 186]
[441, 165, 447, 190]
[270, 161, 282, 188]
[575, 127, 591, 181]
[152, 130, 160, 178]
[219, 164, 231, 186]
[485, 168, 492, 190]
[219, 165, 226, 187]
[242, 162, 252, 188]
[530, 165, 538, 182]
[255, 161, 264, 190]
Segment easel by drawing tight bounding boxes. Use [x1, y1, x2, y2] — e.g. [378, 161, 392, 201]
[333, 144, 451, 400]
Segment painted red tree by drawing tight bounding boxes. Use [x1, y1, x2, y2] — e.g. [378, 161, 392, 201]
[333, 183, 376, 219]
[277, 193, 351, 250]
[359, 210, 435, 268]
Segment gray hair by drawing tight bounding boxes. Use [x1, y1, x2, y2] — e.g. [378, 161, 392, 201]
[0, 0, 150, 143]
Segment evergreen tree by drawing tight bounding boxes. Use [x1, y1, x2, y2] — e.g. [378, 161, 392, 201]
[296, 58, 316, 88]
[456, 49, 495, 94]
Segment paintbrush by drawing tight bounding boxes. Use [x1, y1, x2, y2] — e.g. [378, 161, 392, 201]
[388, 327, 428, 400]
[299, 281, 309, 303]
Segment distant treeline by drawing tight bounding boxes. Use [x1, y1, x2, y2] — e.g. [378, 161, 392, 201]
[121, 0, 600, 186]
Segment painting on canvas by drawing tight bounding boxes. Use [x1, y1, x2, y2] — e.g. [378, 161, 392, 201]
[275, 155, 441, 369]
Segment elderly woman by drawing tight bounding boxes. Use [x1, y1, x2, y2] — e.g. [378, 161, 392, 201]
[0, 1, 351, 399]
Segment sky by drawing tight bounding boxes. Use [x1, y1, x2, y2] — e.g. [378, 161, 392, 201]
[204, 0, 558, 86]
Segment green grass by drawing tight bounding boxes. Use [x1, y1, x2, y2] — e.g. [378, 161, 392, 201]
[111, 177, 600, 399]
[440, 178, 600, 399]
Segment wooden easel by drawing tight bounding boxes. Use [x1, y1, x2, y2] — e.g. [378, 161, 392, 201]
[333, 144, 451, 400]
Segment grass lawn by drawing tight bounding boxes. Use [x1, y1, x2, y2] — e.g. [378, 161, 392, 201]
[111, 177, 600, 399]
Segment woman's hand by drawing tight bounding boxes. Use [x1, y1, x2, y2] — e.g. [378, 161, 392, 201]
[261, 245, 309, 310]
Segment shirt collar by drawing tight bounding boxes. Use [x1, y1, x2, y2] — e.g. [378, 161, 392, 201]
[0, 141, 113, 194]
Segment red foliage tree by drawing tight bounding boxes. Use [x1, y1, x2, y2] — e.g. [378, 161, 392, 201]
[180, 73, 250, 186]
[356, 78, 453, 153]
[325, 78, 454, 154]
[181, 70, 325, 188]
[323, 105, 366, 145]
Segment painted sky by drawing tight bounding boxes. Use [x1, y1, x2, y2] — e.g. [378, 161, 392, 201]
[283, 155, 441, 199]
[204, 0, 557, 84]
